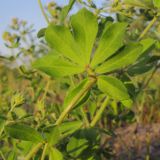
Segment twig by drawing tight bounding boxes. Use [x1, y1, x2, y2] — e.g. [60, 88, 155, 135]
[90, 96, 110, 127]
[138, 16, 157, 40]
[38, 0, 50, 24]
[55, 77, 96, 125]
[24, 142, 44, 160]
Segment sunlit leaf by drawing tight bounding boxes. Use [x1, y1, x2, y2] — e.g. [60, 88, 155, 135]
[71, 8, 98, 64]
[96, 43, 142, 74]
[49, 147, 63, 160]
[91, 22, 128, 67]
[97, 76, 132, 106]
[33, 54, 84, 77]
[45, 25, 85, 66]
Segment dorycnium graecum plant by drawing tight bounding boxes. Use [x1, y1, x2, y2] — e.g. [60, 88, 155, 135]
[4, 2, 156, 160]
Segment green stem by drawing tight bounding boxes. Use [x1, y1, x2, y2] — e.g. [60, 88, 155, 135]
[55, 77, 96, 125]
[90, 97, 110, 127]
[40, 143, 48, 160]
[0, 151, 6, 160]
[38, 0, 50, 24]
[80, 107, 90, 127]
[24, 142, 44, 160]
[138, 16, 157, 40]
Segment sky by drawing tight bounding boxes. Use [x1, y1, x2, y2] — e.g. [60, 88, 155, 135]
[0, 0, 104, 54]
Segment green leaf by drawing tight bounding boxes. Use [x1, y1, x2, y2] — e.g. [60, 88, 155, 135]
[127, 54, 154, 76]
[45, 121, 82, 145]
[33, 54, 84, 77]
[71, 8, 98, 64]
[124, 0, 152, 7]
[7, 151, 16, 160]
[49, 147, 63, 160]
[0, 118, 5, 135]
[63, 79, 89, 109]
[5, 123, 43, 143]
[46, 125, 61, 145]
[60, 0, 76, 22]
[37, 28, 46, 38]
[67, 136, 88, 158]
[91, 22, 128, 67]
[45, 25, 85, 66]
[96, 43, 142, 74]
[139, 38, 155, 56]
[59, 121, 83, 136]
[17, 141, 33, 155]
[97, 76, 132, 105]
[153, 0, 160, 8]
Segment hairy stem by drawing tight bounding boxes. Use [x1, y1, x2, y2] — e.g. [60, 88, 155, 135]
[24, 142, 44, 160]
[55, 77, 97, 125]
[138, 16, 157, 40]
[38, 0, 50, 24]
[90, 96, 110, 127]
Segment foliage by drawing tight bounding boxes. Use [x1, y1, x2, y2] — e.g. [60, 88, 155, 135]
[0, 0, 160, 160]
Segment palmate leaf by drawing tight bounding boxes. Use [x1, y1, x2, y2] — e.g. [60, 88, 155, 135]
[5, 123, 43, 143]
[33, 54, 84, 78]
[96, 43, 143, 74]
[71, 8, 98, 64]
[91, 22, 128, 67]
[97, 76, 132, 107]
[45, 25, 85, 66]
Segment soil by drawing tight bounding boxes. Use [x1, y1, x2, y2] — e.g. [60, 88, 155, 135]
[109, 123, 160, 160]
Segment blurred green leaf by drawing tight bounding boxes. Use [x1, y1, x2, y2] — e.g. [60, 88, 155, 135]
[46, 125, 61, 145]
[5, 123, 43, 142]
[49, 147, 63, 160]
[67, 136, 88, 157]
[59, 121, 83, 136]
[60, 0, 76, 22]
[139, 38, 155, 56]
[153, 0, 160, 8]
[37, 28, 46, 38]
[7, 151, 17, 160]
[45, 121, 82, 145]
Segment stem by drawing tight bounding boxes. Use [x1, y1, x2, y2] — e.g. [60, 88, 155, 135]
[80, 107, 90, 127]
[0, 151, 6, 160]
[40, 143, 48, 160]
[38, 0, 50, 24]
[143, 65, 159, 89]
[55, 77, 96, 125]
[42, 77, 50, 101]
[138, 16, 157, 40]
[90, 96, 110, 127]
[24, 142, 44, 160]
